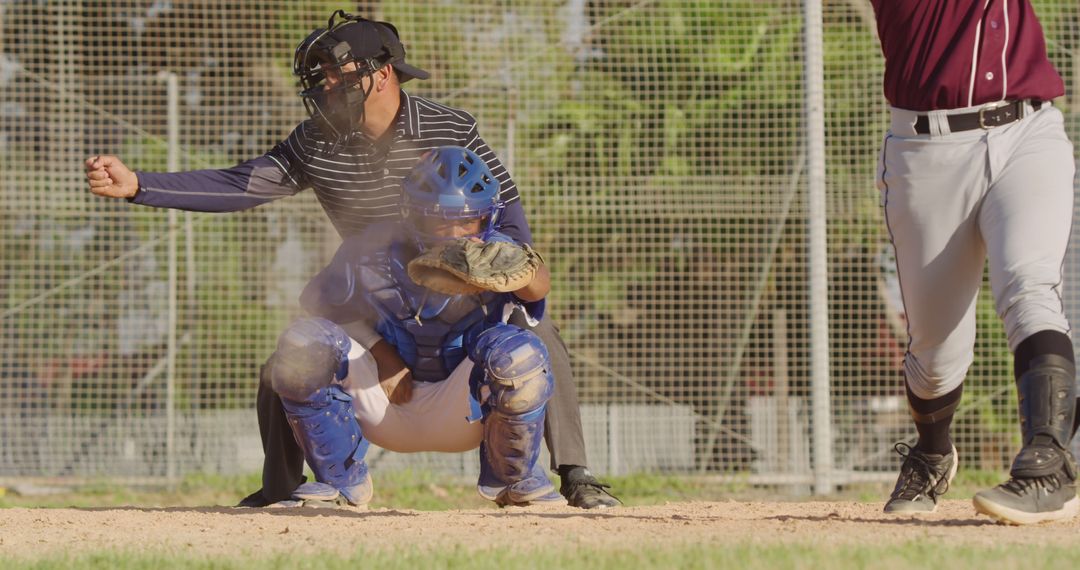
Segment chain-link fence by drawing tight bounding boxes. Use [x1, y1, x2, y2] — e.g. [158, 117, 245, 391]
[2, 1, 1079, 492]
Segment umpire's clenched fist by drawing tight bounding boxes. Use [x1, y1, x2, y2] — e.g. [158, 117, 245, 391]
[85, 155, 139, 199]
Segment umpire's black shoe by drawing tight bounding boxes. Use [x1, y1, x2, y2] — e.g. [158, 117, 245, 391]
[236, 489, 271, 508]
[883, 443, 957, 514]
[973, 463, 1079, 525]
[559, 467, 621, 509]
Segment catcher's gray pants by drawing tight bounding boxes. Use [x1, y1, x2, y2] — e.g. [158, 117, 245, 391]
[253, 313, 587, 503]
[877, 102, 1075, 400]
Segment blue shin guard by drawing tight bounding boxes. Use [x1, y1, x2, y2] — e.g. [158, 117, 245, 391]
[280, 385, 372, 506]
[268, 318, 370, 506]
[470, 324, 562, 506]
[477, 406, 563, 506]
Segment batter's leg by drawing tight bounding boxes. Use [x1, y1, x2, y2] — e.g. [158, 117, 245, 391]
[981, 105, 1076, 440]
[1014, 331, 1075, 424]
[878, 129, 988, 513]
[882, 384, 961, 513]
[879, 131, 989, 400]
[980, 106, 1074, 353]
[972, 106, 1078, 524]
[907, 383, 963, 456]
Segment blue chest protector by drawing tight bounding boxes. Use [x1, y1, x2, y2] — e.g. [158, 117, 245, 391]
[356, 235, 510, 383]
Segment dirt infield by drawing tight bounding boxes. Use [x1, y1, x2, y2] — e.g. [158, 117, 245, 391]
[2, 500, 1079, 558]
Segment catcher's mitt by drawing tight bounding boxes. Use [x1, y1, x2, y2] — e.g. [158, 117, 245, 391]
[407, 239, 544, 295]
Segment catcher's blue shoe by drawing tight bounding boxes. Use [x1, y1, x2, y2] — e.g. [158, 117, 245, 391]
[270, 477, 373, 510]
[478, 460, 565, 507]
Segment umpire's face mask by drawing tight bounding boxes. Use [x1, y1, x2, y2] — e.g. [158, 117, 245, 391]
[295, 42, 380, 146]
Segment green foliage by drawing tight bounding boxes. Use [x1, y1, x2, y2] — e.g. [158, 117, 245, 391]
[8, 539, 1080, 570]
[514, 0, 809, 187]
[120, 135, 227, 172]
[276, 1, 356, 41]
[0, 472, 262, 509]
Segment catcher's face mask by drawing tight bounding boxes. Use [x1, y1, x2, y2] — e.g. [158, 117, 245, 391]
[417, 216, 487, 240]
[401, 147, 504, 245]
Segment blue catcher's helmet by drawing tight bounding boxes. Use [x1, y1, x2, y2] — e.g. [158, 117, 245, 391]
[401, 146, 504, 243]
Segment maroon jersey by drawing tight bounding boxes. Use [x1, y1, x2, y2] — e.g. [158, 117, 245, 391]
[870, 0, 1064, 111]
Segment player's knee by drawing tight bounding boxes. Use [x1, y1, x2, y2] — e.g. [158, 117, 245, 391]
[469, 324, 549, 382]
[267, 318, 351, 403]
[490, 370, 553, 417]
[903, 353, 968, 400]
[470, 324, 554, 416]
[995, 276, 1070, 349]
[1002, 308, 1070, 353]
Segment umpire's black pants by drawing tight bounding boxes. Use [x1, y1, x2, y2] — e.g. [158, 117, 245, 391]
[253, 313, 589, 502]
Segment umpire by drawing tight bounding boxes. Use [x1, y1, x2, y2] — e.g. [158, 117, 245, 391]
[84, 10, 618, 509]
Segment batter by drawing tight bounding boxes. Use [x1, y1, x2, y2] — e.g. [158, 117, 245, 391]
[871, 0, 1078, 524]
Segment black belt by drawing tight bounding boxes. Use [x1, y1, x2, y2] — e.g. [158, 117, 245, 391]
[913, 100, 1044, 135]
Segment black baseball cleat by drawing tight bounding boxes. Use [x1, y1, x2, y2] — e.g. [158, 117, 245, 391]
[973, 354, 1080, 524]
[236, 489, 272, 508]
[973, 463, 1079, 525]
[559, 467, 621, 509]
[883, 442, 957, 513]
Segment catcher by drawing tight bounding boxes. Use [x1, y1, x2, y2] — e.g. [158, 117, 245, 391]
[267, 146, 562, 508]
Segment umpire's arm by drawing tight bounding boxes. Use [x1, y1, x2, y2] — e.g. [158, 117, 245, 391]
[131, 155, 301, 212]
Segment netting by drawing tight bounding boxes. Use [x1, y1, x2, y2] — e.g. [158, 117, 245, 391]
[1, 1, 1079, 492]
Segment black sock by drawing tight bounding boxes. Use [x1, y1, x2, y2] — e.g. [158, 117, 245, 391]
[1013, 330, 1078, 437]
[1014, 330, 1075, 376]
[908, 384, 962, 456]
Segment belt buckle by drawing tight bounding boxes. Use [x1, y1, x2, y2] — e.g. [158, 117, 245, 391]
[978, 101, 1011, 129]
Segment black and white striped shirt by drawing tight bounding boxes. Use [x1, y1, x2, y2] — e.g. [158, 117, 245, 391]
[134, 90, 531, 242]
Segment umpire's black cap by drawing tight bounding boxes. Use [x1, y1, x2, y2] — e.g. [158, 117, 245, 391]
[330, 18, 430, 82]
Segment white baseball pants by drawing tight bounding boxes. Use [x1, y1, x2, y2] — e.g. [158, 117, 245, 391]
[338, 340, 483, 453]
[877, 102, 1075, 399]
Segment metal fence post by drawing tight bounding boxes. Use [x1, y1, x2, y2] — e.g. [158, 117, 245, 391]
[158, 71, 180, 486]
[803, 0, 835, 495]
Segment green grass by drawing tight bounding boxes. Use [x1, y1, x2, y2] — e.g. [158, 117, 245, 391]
[0, 468, 1019, 510]
[2, 470, 1073, 570]
[4, 542, 1077, 570]
[0, 470, 758, 510]
[0, 472, 265, 510]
